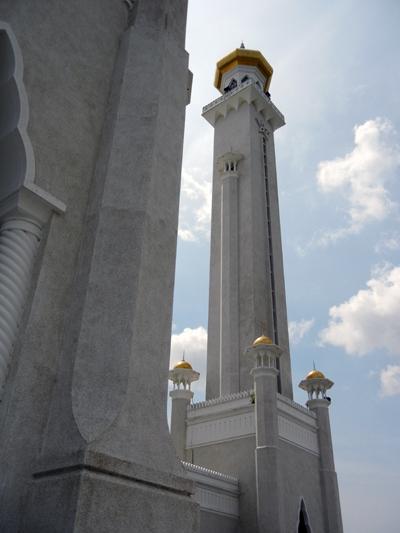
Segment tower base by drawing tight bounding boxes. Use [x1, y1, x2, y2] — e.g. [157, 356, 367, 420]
[21, 451, 199, 533]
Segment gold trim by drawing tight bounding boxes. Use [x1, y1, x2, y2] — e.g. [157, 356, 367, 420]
[214, 49, 273, 92]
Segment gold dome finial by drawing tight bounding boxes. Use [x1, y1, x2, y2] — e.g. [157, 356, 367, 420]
[252, 334, 273, 347]
[173, 360, 193, 370]
[306, 369, 325, 380]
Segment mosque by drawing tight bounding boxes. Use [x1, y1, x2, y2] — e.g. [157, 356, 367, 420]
[0, 2, 342, 532]
[168, 46, 344, 533]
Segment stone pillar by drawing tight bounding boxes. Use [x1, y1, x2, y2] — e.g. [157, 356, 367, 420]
[21, 2, 199, 532]
[219, 153, 241, 396]
[0, 219, 41, 394]
[170, 389, 192, 460]
[308, 399, 343, 533]
[247, 340, 283, 533]
[0, 184, 65, 399]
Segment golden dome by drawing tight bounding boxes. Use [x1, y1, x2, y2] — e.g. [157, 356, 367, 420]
[214, 48, 273, 92]
[173, 360, 193, 370]
[252, 335, 273, 347]
[306, 369, 325, 380]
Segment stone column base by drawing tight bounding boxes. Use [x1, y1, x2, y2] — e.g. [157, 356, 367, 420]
[21, 451, 200, 533]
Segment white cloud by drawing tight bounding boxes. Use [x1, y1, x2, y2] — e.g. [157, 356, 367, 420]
[315, 118, 400, 244]
[380, 365, 400, 397]
[178, 130, 213, 242]
[288, 318, 315, 345]
[320, 264, 400, 356]
[170, 326, 207, 396]
[178, 168, 212, 241]
[374, 232, 400, 254]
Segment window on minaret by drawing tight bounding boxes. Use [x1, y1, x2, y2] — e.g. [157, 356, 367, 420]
[224, 78, 237, 93]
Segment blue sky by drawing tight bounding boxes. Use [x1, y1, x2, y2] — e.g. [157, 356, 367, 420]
[170, 2, 400, 531]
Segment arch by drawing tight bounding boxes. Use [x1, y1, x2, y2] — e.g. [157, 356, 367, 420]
[297, 499, 312, 533]
[0, 22, 35, 203]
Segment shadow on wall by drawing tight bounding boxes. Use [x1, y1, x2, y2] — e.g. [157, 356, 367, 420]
[0, 27, 28, 201]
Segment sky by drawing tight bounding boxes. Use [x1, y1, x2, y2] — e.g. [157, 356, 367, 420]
[169, 2, 400, 532]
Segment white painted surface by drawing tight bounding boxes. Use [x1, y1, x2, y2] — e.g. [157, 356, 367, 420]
[187, 391, 319, 455]
[183, 461, 240, 518]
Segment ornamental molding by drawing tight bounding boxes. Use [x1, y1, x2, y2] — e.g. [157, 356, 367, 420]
[182, 461, 239, 487]
[194, 486, 240, 518]
[183, 462, 239, 518]
[187, 392, 319, 455]
[202, 78, 285, 131]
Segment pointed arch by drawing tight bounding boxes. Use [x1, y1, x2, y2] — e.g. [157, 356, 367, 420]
[0, 21, 35, 202]
[297, 498, 312, 533]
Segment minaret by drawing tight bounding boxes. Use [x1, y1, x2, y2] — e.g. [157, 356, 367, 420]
[299, 369, 344, 533]
[245, 335, 283, 533]
[169, 357, 200, 460]
[203, 47, 293, 399]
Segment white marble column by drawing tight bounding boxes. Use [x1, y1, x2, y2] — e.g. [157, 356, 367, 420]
[0, 184, 65, 400]
[219, 153, 241, 396]
[308, 399, 343, 533]
[0, 218, 41, 395]
[247, 340, 283, 533]
[170, 389, 192, 460]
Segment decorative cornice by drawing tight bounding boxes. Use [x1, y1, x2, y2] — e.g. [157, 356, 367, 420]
[202, 79, 284, 131]
[277, 393, 316, 418]
[183, 461, 240, 518]
[182, 461, 238, 485]
[190, 389, 252, 410]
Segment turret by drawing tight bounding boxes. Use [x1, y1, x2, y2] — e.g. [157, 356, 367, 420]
[299, 368, 343, 533]
[245, 335, 283, 533]
[169, 357, 199, 460]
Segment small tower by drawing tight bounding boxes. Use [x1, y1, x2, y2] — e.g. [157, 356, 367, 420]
[169, 357, 199, 460]
[245, 335, 283, 533]
[299, 369, 343, 533]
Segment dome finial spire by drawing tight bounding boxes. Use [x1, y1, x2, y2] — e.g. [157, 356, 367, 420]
[240, 41, 245, 49]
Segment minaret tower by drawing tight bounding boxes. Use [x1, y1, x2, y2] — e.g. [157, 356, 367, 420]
[203, 47, 293, 399]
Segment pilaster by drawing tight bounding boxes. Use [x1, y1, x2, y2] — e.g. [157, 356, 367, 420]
[219, 152, 241, 396]
[20, 1, 199, 531]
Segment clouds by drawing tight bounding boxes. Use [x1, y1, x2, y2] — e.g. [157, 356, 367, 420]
[178, 130, 213, 242]
[178, 168, 212, 241]
[374, 232, 400, 254]
[380, 365, 400, 397]
[288, 318, 314, 345]
[315, 118, 400, 245]
[320, 264, 400, 356]
[170, 326, 207, 395]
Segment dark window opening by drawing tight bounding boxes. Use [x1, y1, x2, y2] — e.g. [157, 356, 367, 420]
[224, 78, 237, 93]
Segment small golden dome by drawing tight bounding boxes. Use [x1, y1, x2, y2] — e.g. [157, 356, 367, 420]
[252, 335, 273, 347]
[306, 369, 325, 380]
[173, 360, 193, 370]
[214, 48, 274, 92]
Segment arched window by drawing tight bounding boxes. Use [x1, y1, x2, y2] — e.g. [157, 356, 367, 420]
[0, 24, 33, 202]
[298, 499, 312, 533]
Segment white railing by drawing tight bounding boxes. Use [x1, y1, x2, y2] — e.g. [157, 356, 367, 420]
[202, 78, 284, 125]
